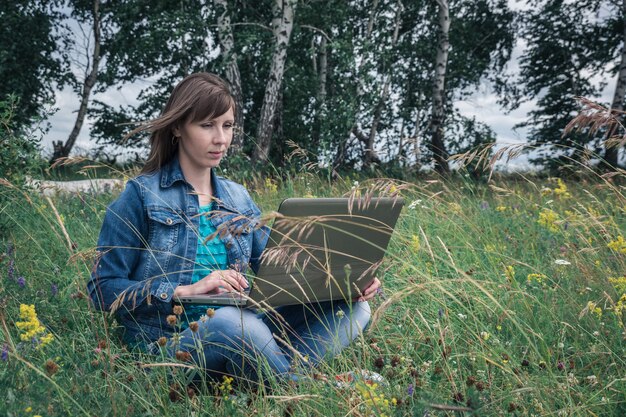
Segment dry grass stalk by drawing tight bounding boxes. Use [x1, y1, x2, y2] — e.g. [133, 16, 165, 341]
[564, 96, 626, 149]
[45, 195, 73, 252]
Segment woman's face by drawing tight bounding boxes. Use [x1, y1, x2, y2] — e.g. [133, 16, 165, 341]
[175, 107, 234, 172]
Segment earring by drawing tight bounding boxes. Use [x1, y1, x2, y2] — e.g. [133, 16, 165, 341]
[171, 136, 179, 146]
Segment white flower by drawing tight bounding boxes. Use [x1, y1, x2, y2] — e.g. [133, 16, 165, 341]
[586, 375, 598, 385]
[592, 331, 600, 337]
[554, 259, 571, 265]
[457, 313, 467, 320]
[408, 200, 420, 210]
[558, 342, 564, 349]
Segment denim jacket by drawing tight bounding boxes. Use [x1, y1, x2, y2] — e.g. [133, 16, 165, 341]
[88, 156, 269, 347]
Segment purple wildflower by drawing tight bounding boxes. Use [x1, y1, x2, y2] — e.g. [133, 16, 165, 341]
[5, 243, 13, 257]
[480, 201, 489, 210]
[407, 383, 414, 396]
[7, 259, 15, 281]
[376, 287, 387, 300]
[1, 344, 8, 361]
[51, 283, 58, 296]
[438, 308, 443, 319]
[17, 276, 25, 288]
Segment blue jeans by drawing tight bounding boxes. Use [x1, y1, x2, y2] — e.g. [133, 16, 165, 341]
[161, 300, 371, 384]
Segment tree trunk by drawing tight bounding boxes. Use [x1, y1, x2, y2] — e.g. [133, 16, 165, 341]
[51, 0, 101, 164]
[346, 0, 379, 169]
[430, 0, 450, 175]
[215, 0, 245, 155]
[363, 0, 403, 169]
[604, 0, 626, 169]
[311, 35, 327, 150]
[252, 0, 297, 164]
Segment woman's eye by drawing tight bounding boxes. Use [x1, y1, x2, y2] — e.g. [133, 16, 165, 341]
[201, 123, 214, 128]
[224, 123, 233, 129]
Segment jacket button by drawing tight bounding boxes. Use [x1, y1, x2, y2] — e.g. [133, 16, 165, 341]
[225, 242, 232, 249]
[160, 292, 168, 299]
[166, 218, 173, 225]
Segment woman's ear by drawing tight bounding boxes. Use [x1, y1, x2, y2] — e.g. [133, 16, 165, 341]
[172, 126, 181, 137]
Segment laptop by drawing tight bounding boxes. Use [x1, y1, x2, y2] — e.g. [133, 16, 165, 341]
[175, 197, 404, 309]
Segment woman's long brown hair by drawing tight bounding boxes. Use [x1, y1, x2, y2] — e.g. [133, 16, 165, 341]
[123, 73, 235, 174]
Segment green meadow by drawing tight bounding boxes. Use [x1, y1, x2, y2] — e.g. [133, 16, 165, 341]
[1, 167, 625, 416]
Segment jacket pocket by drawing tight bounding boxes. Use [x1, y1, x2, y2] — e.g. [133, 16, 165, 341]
[225, 209, 255, 259]
[146, 206, 186, 251]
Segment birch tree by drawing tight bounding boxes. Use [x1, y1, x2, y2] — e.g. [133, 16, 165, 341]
[215, 0, 244, 155]
[252, 0, 297, 164]
[51, 0, 102, 163]
[606, 0, 626, 168]
[430, 0, 451, 174]
[352, 0, 404, 169]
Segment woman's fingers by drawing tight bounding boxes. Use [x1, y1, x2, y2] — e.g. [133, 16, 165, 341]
[210, 270, 249, 292]
[355, 278, 381, 302]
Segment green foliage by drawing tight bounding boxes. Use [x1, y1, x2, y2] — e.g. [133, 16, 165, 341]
[0, 97, 45, 185]
[0, 1, 65, 130]
[501, 0, 624, 169]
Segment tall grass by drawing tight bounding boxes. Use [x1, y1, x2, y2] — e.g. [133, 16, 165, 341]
[0, 163, 624, 416]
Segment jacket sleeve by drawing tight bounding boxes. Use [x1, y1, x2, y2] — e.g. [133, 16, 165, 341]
[88, 180, 175, 315]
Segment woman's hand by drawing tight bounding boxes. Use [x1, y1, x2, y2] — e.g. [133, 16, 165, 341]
[355, 277, 381, 302]
[173, 270, 249, 297]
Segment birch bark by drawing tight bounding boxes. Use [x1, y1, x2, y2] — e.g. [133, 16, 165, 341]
[605, 0, 626, 168]
[253, 0, 297, 164]
[215, 0, 245, 155]
[430, 0, 450, 174]
[363, 0, 403, 168]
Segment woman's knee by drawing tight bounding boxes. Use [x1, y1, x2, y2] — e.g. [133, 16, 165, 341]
[352, 301, 371, 333]
[201, 307, 273, 344]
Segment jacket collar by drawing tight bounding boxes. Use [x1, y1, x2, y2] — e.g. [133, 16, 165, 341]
[160, 155, 186, 188]
[159, 155, 236, 210]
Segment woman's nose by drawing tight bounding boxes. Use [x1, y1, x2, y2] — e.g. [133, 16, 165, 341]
[214, 128, 227, 144]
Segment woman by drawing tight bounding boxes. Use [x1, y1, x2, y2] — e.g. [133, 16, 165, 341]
[88, 72, 380, 384]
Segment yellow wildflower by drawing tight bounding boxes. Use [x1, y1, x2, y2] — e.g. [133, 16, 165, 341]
[608, 276, 626, 294]
[410, 235, 420, 252]
[448, 202, 462, 214]
[553, 178, 571, 198]
[586, 301, 603, 319]
[586, 206, 601, 218]
[613, 294, 626, 324]
[25, 407, 32, 413]
[264, 178, 278, 194]
[504, 265, 515, 281]
[537, 208, 559, 232]
[527, 273, 547, 285]
[15, 304, 53, 349]
[607, 235, 626, 254]
[480, 331, 491, 341]
[355, 382, 391, 414]
[495, 205, 507, 212]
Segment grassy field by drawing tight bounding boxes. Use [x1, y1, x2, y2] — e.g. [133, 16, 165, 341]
[1, 166, 625, 416]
